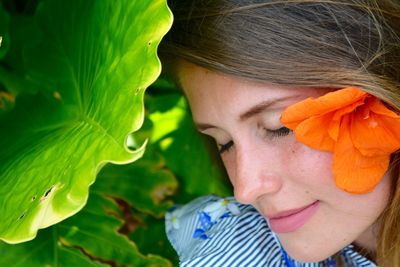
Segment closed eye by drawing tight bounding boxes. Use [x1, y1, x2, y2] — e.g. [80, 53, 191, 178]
[218, 140, 234, 154]
[218, 127, 290, 153]
[265, 127, 292, 138]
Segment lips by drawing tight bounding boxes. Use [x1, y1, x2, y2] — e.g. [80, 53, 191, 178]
[265, 201, 320, 233]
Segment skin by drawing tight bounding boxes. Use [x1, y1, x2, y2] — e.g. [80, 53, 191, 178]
[177, 60, 391, 262]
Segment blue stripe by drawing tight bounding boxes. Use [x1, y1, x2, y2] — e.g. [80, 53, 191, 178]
[230, 222, 271, 266]
[212, 217, 269, 266]
[247, 234, 281, 266]
[187, 213, 264, 266]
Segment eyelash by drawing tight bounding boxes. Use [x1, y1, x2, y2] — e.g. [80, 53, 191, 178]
[219, 140, 234, 154]
[265, 126, 292, 138]
[218, 127, 292, 154]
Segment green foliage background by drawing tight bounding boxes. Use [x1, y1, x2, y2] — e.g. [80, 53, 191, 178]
[0, 0, 232, 266]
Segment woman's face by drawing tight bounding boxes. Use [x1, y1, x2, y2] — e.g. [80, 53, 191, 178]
[178, 61, 391, 262]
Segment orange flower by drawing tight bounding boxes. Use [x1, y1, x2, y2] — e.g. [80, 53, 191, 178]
[281, 87, 400, 194]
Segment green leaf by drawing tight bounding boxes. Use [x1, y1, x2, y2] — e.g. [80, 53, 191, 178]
[0, 0, 172, 244]
[130, 211, 179, 265]
[94, 149, 178, 217]
[0, 227, 106, 267]
[0, 193, 171, 266]
[59, 193, 172, 267]
[0, 228, 106, 267]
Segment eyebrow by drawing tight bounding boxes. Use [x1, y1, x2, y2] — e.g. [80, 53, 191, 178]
[195, 96, 299, 131]
[239, 97, 294, 121]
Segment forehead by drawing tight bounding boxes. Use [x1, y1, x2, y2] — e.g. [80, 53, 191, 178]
[177, 61, 328, 119]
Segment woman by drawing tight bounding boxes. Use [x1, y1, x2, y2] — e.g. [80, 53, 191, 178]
[160, 0, 400, 266]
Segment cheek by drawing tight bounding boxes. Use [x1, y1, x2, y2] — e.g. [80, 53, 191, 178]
[286, 140, 391, 225]
[286, 141, 335, 189]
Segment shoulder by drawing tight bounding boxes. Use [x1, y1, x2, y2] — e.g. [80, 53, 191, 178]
[165, 195, 284, 267]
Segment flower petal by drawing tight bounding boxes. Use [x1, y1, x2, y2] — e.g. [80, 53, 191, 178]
[199, 211, 213, 230]
[333, 116, 389, 193]
[282, 87, 367, 151]
[227, 203, 241, 216]
[369, 97, 400, 118]
[293, 113, 336, 151]
[193, 228, 209, 240]
[203, 200, 223, 213]
[350, 98, 400, 156]
[281, 87, 367, 129]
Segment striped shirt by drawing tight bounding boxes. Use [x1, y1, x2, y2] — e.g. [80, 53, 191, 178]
[165, 195, 376, 267]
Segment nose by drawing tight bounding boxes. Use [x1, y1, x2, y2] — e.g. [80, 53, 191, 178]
[232, 145, 283, 204]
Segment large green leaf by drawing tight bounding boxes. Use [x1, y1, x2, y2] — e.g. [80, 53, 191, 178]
[0, 0, 172, 243]
[0, 192, 171, 266]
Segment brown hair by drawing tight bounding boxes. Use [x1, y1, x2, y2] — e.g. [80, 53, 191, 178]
[159, 1, 400, 266]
